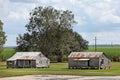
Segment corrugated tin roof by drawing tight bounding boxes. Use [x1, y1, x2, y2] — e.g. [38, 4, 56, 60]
[7, 52, 44, 61]
[68, 52, 103, 58]
[20, 56, 36, 60]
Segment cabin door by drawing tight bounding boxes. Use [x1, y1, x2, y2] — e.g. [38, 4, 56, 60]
[88, 60, 90, 67]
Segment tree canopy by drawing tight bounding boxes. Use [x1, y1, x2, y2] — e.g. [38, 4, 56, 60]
[16, 6, 88, 62]
[0, 20, 6, 53]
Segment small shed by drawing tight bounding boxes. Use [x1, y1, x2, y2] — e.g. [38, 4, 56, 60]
[7, 52, 50, 68]
[68, 52, 111, 69]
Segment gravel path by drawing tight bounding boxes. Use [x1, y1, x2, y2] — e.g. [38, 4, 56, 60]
[0, 75, 120, 80]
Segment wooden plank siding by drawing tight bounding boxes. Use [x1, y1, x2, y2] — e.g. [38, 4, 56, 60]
[7, 52, 50, 68]
[68, 52, 111, 69]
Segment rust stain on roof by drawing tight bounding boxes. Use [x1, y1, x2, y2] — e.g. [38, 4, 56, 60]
[20, 56, 36, 60]
[7, 52, 41, 61]
[68, 52, 103, 59]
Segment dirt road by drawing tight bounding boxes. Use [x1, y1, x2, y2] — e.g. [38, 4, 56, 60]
[0, 75, 120, 80]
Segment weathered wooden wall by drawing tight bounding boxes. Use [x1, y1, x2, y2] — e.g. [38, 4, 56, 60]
[68, 56, 111, 69]
[68, 58, 99, 69]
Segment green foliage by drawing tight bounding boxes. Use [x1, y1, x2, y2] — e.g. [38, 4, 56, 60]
[16, 33, 32, 51]
[0, 20, 6, 53]
[16, 6, 88, 62]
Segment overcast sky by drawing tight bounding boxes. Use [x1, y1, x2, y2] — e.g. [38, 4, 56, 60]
[1, 0, 120, 46]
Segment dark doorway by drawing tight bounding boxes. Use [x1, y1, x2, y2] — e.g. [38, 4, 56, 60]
[88, 60, 90, 67]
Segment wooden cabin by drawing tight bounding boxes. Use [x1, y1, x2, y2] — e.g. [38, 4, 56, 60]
[7, 52, 50, 68]
[68, 52, 111, 69]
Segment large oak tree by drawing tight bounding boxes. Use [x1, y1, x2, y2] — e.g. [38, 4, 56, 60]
[16, 6, 88, 62]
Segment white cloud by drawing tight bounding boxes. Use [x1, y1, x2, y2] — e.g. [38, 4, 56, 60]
[6, 3, 37, 22]
[8, 8, 29, 20]
[69, 0, 84, 8]
[100, 14, 120, 23]
[53, 5, 67, 11]
[78, 32, 88, 39]
[78, 32, 94, 45]
[80, 31, 120, 45]
[5, 34, 17, 46]
[83, 0, 120, 23]
[75, 16, 86, 26]
[9, 0, 38, 3]
[85, 6, 94, 17]
[1, 0, 120, 46]
[38, 0, 56, 4]
[0, 0, 4, 3]
[0, 0, 9, 19]
[51, 0, 62, 3]
[70, 0, 82, 5]
[38, 0, 48, 3]
[94, 31, 120, 44]
[104, 0, 111, 2]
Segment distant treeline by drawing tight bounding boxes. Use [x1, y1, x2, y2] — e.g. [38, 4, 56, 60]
[89, 44, 120, 47]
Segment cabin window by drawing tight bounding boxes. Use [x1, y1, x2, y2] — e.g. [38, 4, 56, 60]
[29, 60, 31, 65]
[24, 60, 29, 65]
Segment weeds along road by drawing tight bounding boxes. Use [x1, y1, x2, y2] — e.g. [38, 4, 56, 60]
[0, 75, 120, 80]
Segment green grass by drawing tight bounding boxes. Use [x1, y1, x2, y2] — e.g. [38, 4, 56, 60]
[0, 48, 15, 60]
[87, 46, 120, 59]
[0, 47, 120, 77]
[0, 62, 120, 78]
[0, 46, 120, 61]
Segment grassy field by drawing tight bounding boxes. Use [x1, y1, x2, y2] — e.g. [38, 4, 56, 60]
[0, 62, 120, 77]
[87, 46, 120, 61]
[0, 48, 120, 77]
[0, 48, 15, 61]
[0, 46, 120, 61]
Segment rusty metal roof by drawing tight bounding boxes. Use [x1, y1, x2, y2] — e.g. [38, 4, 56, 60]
[68, 52, 103, 58]
[7, 52, 45, 61]
[20, 56, 36, 60]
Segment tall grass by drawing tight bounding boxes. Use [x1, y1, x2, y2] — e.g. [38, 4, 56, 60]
[0, 48, 15, 61]
[87, 46, 120, 61]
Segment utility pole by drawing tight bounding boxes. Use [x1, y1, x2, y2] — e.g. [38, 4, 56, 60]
[95, 36, 97, 51]
[111, 42, 113, 47]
